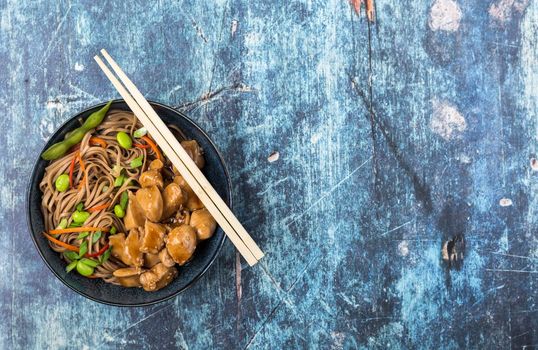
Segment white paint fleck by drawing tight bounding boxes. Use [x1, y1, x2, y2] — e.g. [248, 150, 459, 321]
[531, 158, 538, 171]
[398, 241, 409, 256]
[441, 241, 449, 260]
[74, 62, 85, 71]
[430, 99, 467, 140]
[235, 83, 255, 93]
[46, 99, 64, 111]
[429, 0, 462, 32]
[103, 331, 116, 342]
[458, 154, 472, 164]
[244, 32, 262, 46]
[167, 84, 182, 98]
[231, 19, 239, 37]
[174, 328, 189, 350]
[311, 132, 322, 144]
[268, 151, 280, 163]
[330, 331, 346, 350]
[499, 198, 513, 207]
[257, 176, 289, 195]
[39, 114, 56, 141]
[489, 0, 530, 23]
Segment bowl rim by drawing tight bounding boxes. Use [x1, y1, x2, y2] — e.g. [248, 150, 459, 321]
[26, 99, 231, 307]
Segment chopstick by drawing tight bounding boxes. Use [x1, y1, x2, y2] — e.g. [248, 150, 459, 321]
[94, 49, 264, 266]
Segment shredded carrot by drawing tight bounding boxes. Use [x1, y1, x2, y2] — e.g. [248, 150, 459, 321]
[43, 233, 79, 252]
[78, 157, 86, 191]
[86, 244, 110, 258]
[89, 137, 107, 148]
[49, 227, 110, 235]
[69, 151, 78, 188]
[133, 142, 151, 149]
[141, 136, 162, 161]
[87, 202, 111, 213]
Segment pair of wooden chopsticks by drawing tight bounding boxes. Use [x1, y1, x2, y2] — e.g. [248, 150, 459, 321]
[94, 49, 264, 266]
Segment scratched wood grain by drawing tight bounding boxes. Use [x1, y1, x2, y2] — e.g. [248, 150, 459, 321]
[0, 0, 537, 349]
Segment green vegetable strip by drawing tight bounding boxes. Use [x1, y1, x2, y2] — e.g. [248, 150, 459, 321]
[80, 258, 99, 268]
[130, 155, 144, 168]
[77, 231, 89, 240]
[66, 260, 78, 273]
[100, 248, 112, 264]
[92, 231, 102, 244]
[56, 218, 68, 230]
[120, 191, 129, 210]
[64, 251, 79, 261]
[114, 174, 125, 187]
[133, 127, 147, 138]
[78, 241, 88, 259]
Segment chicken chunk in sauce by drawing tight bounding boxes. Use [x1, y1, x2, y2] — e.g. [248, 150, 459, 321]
[190, 208, 217, 240]
[181, 140, 205, 169]
[166, 224, 198, 266]
[140, 263, 178, 292]
[113, 267, 143, 287]
[139, 169, 164, 189]
[162, 183, 187, 219]
[110, 139, 219, 292]
[140, 221, 166, 254]
[173, 175, 204, 210]
[123, 192, 145, 230]
[135, 185, 163, 222]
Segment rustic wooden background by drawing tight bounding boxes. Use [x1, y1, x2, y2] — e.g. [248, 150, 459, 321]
[1, 0, 537, 348]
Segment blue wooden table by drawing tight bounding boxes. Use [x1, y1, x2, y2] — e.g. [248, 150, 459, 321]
[1, 0, 537, 348]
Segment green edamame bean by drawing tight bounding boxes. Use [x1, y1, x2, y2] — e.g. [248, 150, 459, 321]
[76, 260, 94, 276]
[114, 204, 125, 218]
[41, 101, 112, 161]
[72, 210, 90, 224]
[116, 131, 132, 149]
[55, 174, 70, 192]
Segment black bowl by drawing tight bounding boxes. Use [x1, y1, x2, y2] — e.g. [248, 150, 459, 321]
[26, 100, 230, 306]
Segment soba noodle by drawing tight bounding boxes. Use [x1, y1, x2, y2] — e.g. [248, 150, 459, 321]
[40, 111, 147, 284]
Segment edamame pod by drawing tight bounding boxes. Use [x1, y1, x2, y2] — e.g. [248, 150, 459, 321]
[41, 142, 72, 161]
[64, 128, 87, 146]
[81, 100, 112, 130]
[41, 101, 112, 161]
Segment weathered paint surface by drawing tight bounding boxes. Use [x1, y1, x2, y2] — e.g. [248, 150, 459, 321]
[1, 0, 537, 349]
